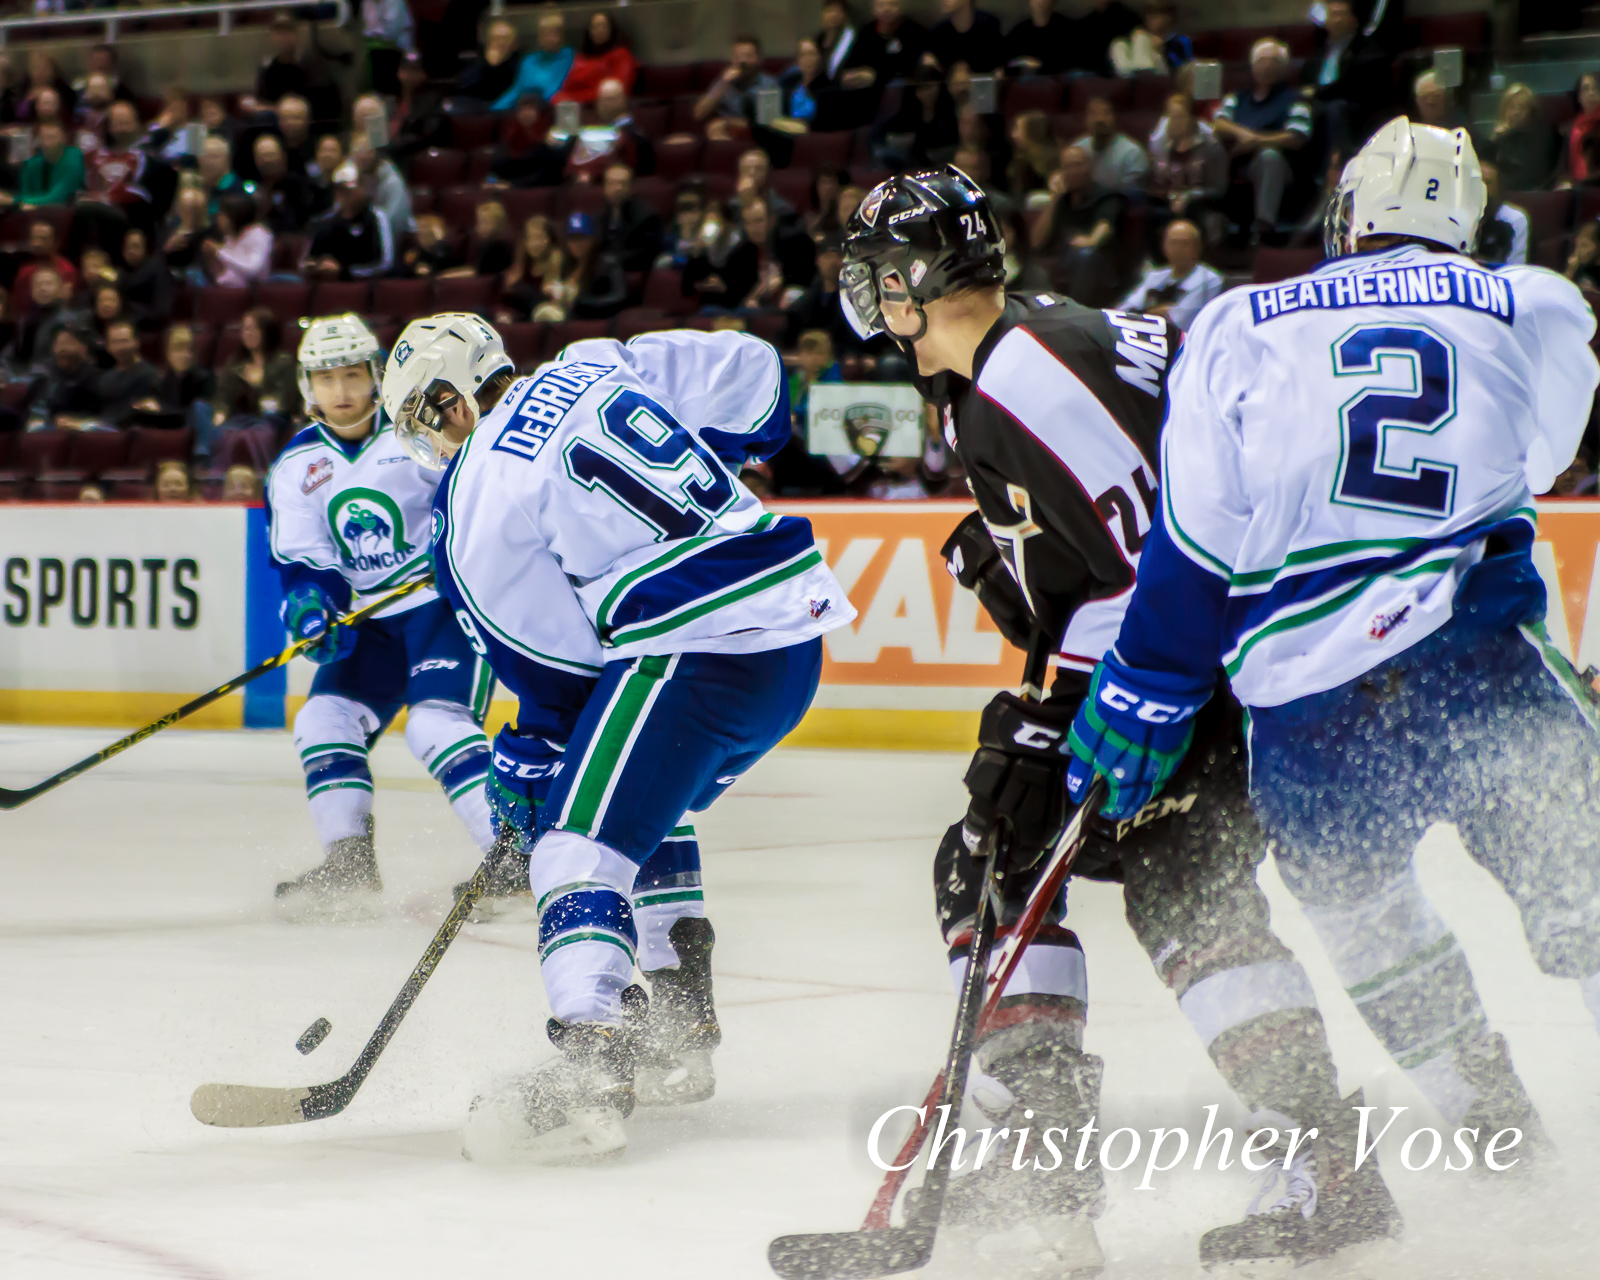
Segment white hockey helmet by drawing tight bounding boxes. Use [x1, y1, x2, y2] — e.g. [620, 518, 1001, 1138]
[381, 312, 515, 469]
[297, 314, 383, 427]
[1324, 117, 1486, 258]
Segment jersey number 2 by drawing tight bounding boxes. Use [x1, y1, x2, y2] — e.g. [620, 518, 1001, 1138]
[565, 389, 737, 540]
[1331, 325, 1457, 518]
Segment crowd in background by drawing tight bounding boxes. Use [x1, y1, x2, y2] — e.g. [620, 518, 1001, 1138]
[0, 1, 1596, 502]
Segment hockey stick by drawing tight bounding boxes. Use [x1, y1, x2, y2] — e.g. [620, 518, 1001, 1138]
[768, 638, 1107, 1280]
[190, 825, 517, 1127]
[0, 577, 434, 811]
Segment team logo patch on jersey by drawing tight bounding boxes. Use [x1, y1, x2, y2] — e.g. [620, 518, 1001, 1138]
[1368, 604, 1412, 641]
[329, 487, 415, 573]
[302, 457, 335, 495]
[809, 598, 832, 619]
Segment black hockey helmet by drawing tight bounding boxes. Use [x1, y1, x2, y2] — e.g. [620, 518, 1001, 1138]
[839, 165, 1006, 342]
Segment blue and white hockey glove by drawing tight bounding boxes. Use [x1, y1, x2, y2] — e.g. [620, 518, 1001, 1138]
[488, 728, 565, 850]
[1065, 656, 1212, 821]
[282, 586, 357, 665]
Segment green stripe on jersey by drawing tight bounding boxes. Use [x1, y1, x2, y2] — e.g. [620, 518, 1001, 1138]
[605, 550, 822, 646]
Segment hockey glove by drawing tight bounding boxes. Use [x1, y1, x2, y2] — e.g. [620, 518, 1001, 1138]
[1065, 655, 1212, 821]
[962, 691, 1077, 870]
[282, 585, 357, 665]
[487, 728, 565, 851]
[941, 511, 1035, 651]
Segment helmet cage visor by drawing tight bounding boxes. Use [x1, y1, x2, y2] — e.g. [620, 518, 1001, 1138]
[1323, 186, 1355, 259]
[839, 260, 883, 339]
[393, 378, 466, 471]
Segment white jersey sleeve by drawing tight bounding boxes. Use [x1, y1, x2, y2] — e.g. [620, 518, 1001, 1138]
[1513, 264, 1599, 492]
[557, 331, 791, 466]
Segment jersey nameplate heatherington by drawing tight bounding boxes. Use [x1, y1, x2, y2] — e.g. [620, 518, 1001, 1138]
[493, 362, 615, 461]
[1251, 263, 1514, 327]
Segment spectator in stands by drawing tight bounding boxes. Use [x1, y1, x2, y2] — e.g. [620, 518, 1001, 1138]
[817, 1, 858, 81]
[198, 96, 237, 149]
[488, 94, 562, 188]
[697, 34, 781, 141]
[351, 94, 386, 145]
[1111, 4, 1192, 75]
[20, 52, 74, 122]
[837, 184, 865, 227]
[1301, 0, 1389, 157]
[780, 39, 834, 130]
[74, 45, 135, 106]
[252, 135, 316, 234]
[952, 143, 1018, 237]
[563, 78, 655, 183]
[562, 210, 630, 319]
[156, 325, 215, 442]
[1476, 160, 1529, 265]
[657, 185, 707, 269]
[596, 163, 663, 273]
[389, 52, 452, 164]
[1119, 218, 1221, 329]
[785, 231, 871, 357]
[10, 267, 76, 371]
[805, 167, 850, 237]
[275, 96, 314, 177]
[30, 324, 103, 430]
[80, 247, 118, 293]
[215, 307, 297, 436]
[1211, 39, 1312, 242]
[1008, 110, 1060, 205]
[1570, 73, 1600, 184]
[1412, 71, 1468, 134]
[222, 466, 263, 502]
[349, 138, 414, 235]
[1030, 144, 1123, 304]
[788, 328, 844, 424]
[200, 193, 274, 287]
[15, 221, 79, 299]
[1071, 96, 1149, 195]
[308, 135, 344, 214]
[555, 12, 639, 104]
[89, 283, 131, 346]
[116, 228, 171, 329]
[443, 199, 515, 279]
[361, 0, 415, 96]
[457, 19, 527, 109]
[302, 164, 394, 280]
[163, 186, 214, 282]
[13, 121, 85, 208]
[1487, 84, 1561, 192]
[1566, 220, 1600, 290]
[1076, 0, 1141, 75]
[1146, 92, 1227, 251]
[156, 460, 194, 503]
[197, 137, 242, 216]
[486, 11, 574, 112]
[75, 100, 156, 248]
[73, 73, 114, 160]
[97, 319, 161, 429]
[732, 147, 799, 229]
[404, 213, 462, 277]
[873, 63, 959, 169]
[683, 198, 754, 312]
[252, 14, 326, 116]
[500, 214, 568, 320]
[927, 1, 1006, 75]
[1004, 0, 1074, 76]
[842, 0, 927, 91]
[142, 85, 201, 166]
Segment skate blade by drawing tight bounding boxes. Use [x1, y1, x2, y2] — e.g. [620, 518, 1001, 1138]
[635, 1051, 715, 1106]
[462, 1098, 627, 1165]
[932, 1214, 1104, 1279]
[273, 886, 384, 925]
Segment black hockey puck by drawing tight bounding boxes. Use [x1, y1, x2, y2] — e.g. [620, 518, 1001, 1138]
[295, 1017, 332, 1055]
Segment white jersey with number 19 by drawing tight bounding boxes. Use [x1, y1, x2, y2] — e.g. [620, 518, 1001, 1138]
[1142, 245, 1599, 707]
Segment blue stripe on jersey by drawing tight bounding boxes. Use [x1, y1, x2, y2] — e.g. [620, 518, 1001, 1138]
[698, 362, 791, 467]
[597, 516, 818, 642]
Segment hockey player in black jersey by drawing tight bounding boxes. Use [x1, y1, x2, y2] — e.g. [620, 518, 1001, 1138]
[841, 166, 1420, 1274]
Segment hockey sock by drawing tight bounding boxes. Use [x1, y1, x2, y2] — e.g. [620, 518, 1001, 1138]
[1581, 970, 1600, 1037]
[406, 702, 495, 850]
[948, 923, 1089, 1040]
[631, 824, 704, 972]
[1300, 872, 1491, 1124]
[532, 830, 640, 1026]
[302, 748, 374, 846]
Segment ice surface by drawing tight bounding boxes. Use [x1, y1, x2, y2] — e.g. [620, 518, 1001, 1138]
[2, 726, 1598, 1278]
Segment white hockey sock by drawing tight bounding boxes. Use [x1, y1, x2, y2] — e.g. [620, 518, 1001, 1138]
[634, 899, 705, 972]
[532, 830, 639, 1026]
[450, 782, 496, 852]
[1581, 970, 1600, 1037]
[308, 785, 373, 847]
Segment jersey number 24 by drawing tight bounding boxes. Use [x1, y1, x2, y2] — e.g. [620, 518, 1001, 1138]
[1331, 324, 1457, 519]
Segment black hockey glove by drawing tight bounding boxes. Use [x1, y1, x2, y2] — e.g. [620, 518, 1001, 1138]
[941, 511, 1035, 651]
[962, 691, 1076, 870]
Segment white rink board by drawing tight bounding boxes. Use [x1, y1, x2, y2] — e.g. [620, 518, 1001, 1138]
[2, 728, 1599, 1279]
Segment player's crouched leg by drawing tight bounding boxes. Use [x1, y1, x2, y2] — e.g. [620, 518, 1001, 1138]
[278, 694, 383, 915]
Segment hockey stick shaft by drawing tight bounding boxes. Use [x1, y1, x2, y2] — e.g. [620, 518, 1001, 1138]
[191, 826, 516, 1127]
[0, 577, 432, 810]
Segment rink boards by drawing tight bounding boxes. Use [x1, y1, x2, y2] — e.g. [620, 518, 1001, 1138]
[4, 499, 1600, 749]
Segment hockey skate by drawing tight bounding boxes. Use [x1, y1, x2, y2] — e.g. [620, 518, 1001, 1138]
[1199, 1090, 1402, 1276]
[463, 986, 646, 1164]
[636, 916, 721, 1106]
[1456, 1031, 1552, 1172]
[274, 816, 382, 921]
[911, 1013, 1106, 1279]
[451, 845, 533, 922]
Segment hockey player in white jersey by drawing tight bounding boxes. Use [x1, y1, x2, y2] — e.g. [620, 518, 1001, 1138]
[380, 315, 854, 1161]
[1067, 120, 1600, 1268]
[266, 316, 496, 913]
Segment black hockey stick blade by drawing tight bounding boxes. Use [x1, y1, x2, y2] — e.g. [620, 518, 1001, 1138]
[767, 1225, 936, 1280]
[190, 825, 511, 1128]
[0, 577, 431, 811]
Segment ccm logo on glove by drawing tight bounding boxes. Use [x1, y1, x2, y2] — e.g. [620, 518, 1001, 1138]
[1012, 723, 1065, 749]
[1097, 680, 1202, 724]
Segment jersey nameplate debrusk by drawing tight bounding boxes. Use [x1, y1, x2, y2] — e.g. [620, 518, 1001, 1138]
[266, 419, 440, 616]
[923, 292, 1178, 674]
